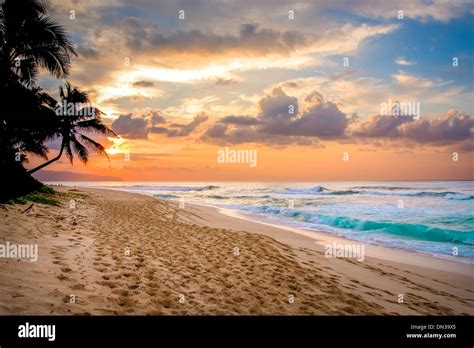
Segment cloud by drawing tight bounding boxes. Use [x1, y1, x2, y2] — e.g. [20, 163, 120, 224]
[202, 86, 473, 148]
[219, 115, 260, 125]
[112, 15, 398, 69]
[312, 23, 398, 56]
[42, 0, 404, 117]
[284, 91, 351, 137]
[395, 57, 416, 66]
[77, 45, 100, 59]
[352, 110, 474, 146]
[393, 71, 449, 89]
[122, 21, 313, 58]
[259, 87, 299, 120]
[399, 110, 474, 145]
[41, 0, 472, 153]
[112, 111, 208, 139]
[202, 88, 351, 144]
[352, 114, 414, 138]
[345, 0, 472, 22]
[166, 114, 209, 137]
[132, 80, 156, 88]
[149, 111, 166, 125]
[202, 123, 323, 146]
[275, 70, 471, 118]
[272, 75, 393, 116]
[257, 89, 350, 138]
[214, 77, 238, 86]
[148, 126, 168, 134]
[388, 71, 471, 107]
[77, 16, 398, 77]
[203, 123, 229, 138]
[111, 114, 149, 139]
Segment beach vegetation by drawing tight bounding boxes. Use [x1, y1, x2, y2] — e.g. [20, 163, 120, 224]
[6, 186, 59, 206]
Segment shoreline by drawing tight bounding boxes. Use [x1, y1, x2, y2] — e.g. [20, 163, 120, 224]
[46, 181, 474, 267]
[0, 186, 472, 315]
[216, 207, 474, 272]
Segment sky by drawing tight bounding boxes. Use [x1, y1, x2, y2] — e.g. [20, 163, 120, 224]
[31, 0, 474, 181]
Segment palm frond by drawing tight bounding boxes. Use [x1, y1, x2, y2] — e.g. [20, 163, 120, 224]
[71, 136, 89, 164]
[70, 86, 89, 104]
[64, 140, 73, 164]
[76, 119, 116, 136]
[13, 14, 76, 81]
[78, 133, 110, 160]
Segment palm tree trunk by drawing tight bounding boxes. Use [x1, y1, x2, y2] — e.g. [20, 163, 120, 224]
[27, 141, 65, 175]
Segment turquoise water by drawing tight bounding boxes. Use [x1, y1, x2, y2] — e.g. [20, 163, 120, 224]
[53, 181, 474, 261]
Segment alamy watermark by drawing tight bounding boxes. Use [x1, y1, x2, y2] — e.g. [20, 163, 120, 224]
[217, 147, 257, 167]
[0, 242, 38, 262]
[325, 242, 365, 262]
[55, 101, 95, 118]
[18, 322, 55, 341]
[380, 99, 420, 119]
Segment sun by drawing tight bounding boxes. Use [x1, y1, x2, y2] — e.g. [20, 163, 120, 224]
[105, 136, 130, 155]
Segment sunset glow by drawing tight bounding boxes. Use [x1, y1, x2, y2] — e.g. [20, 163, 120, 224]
[105, 136, 130, 156]
[2, 0, 474, 331]
[28, 0, 473, 182]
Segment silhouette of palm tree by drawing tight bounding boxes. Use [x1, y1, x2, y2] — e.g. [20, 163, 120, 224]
[0, 0, 113, 200]
[0, 0, 76, 85]
[0, 0, 77, 163]
[28, 83, 115, 174]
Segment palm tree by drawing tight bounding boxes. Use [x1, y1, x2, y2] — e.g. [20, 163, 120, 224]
[0, 0, 76, 85]
[0, 0, 77, 162]
[0, 0, 113, 201]
[27, 83, 116, 174]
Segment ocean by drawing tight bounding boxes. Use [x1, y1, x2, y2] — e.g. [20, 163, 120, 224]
[50, 181, 474, 262]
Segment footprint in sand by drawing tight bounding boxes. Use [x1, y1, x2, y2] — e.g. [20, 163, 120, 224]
[70, 284, 85, 290]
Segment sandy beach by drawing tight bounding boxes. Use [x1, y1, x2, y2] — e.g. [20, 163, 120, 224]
[0, 187, 472, 315]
